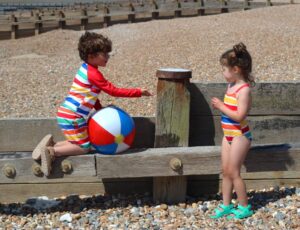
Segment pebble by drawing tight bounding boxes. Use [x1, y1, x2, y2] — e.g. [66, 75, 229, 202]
[0, 186, 299, 229]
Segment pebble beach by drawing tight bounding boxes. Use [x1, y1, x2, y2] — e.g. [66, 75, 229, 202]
[0, 187, 300, 229]
[0, 3, 300, 230]
[0, 4, 299, 118]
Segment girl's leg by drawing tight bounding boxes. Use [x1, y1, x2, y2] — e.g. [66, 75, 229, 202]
[221, 136, 233, 205]
[228, 136, 251, 206]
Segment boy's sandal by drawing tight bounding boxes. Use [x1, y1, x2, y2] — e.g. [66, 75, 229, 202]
[41, 147, 55, 177]
[210, 203, 234, 219]
[227, 204, 253, 220]
[32, 134, 54, 160]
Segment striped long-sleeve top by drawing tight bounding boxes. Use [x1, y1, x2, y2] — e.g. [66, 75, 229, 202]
[59, 63, 142, 119]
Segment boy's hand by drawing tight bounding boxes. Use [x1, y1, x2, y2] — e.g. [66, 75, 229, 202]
[211, 97, 224, 110]
[141, 89, 153, 96]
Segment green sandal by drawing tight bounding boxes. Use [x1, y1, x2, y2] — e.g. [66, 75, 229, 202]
[227, 204, 253, 220]
[210, 203, 234, 219]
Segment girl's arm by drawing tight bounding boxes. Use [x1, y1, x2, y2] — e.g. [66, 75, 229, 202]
[211, 88, 251, 122]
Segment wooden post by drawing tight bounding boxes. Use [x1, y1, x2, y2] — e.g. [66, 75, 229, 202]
[151, 0, 159, 19]
[174, 0, 182, 18]
[128, 2, 136, 23]
[80, 8, 88, 31]
[220, 0, 229, 13]
[58, 11, 66, 29]
[244, 0, 251, 10]
[197, 0, 205, 16]
[10, 14, 18, 39]
[34, 13, 42, 36]
[266, 0, 273, 6]
[153, 68, 191, 204]
[103, 5, 111, 28]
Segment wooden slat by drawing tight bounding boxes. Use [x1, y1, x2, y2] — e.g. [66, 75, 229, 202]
[189, 82, 300, 115]
[0, 153, 96, 183]
[96, 144, 300, 178]
[188, 178, 300, 196]
[0, 179, 152, 203]
[0, 117, 155, 152]
[2, 175, 299, 203]
[189, 115, 300, 146]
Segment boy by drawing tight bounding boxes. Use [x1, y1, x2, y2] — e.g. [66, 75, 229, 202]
[32, 31, 152, 176]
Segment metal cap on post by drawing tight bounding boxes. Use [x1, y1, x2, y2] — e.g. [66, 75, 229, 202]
[154, 67, 191, 204]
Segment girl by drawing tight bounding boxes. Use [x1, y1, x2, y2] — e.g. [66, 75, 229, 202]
[210, 43, 255, 219]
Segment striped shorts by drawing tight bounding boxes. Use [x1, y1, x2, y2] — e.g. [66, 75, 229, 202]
[56, 107, 91, 149]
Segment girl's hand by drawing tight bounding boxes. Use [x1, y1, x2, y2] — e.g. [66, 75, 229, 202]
[141, 89, 153, 96]
[211, 97, 224, 110]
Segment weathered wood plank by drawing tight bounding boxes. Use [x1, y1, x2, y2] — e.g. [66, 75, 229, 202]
[189, 115, 300, 146]
[188, 179, 300, 196]
[2, 175, 299, 204]
[0, 117, 155, 152]
[189, 82, 300, 115]
[0, 153, 96, 183]
[0, 179, 152, 204]
[97, 144, 300, 178]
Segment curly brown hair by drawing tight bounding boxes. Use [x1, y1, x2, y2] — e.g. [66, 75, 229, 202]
[78, 31, 112, 62]
[220, 42, 255, 86]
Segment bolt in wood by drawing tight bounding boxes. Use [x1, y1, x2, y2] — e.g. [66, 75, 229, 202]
[169, 158, 182, 171]
[2, 164, 16, 178]
[61, 160, 73, 174]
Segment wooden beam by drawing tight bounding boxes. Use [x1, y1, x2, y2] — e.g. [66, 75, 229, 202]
[96, 144, 300, 178]
[0, 153, 96, 183]
[189, 82, 300, 115]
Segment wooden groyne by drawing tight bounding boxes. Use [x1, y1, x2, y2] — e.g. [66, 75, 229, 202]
[0, 0, 294, 40]
[0, 81, 299, 203]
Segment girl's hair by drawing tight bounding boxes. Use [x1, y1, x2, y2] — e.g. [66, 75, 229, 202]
[220, 42, 255, 86]
[78, 31, 112, 62]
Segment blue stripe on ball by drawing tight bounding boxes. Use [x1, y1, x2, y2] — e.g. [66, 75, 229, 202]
[115, 107, 135, 136]
[94, 143, 118, 155]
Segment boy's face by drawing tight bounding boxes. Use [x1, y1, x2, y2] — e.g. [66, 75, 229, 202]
[87, 52, 110, 67]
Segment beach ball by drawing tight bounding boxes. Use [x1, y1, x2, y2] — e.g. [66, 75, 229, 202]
[88, 106, 135, 155]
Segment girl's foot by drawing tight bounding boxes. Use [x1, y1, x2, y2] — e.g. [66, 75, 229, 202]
[41, 146, 55, 177]
[227, 204, 253, 219]
[32, 134, 54, 160]
[210, 203, 234, 219]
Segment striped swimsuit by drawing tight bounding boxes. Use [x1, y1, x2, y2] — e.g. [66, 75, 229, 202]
[57, 63, 142, 149]
[221, 84, 252, 144]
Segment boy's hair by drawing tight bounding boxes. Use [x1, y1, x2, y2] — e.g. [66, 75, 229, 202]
[220, 42, 255, 86]
[78, 31, 112, 62]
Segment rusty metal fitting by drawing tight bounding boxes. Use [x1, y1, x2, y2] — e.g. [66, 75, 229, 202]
[169, 158, 182, 171]
[32, 163, 43, 177]
[2, 164, 16, 178]
[61, 160, 73, 174]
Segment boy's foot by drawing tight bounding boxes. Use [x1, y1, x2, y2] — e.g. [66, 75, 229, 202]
[41, 146, 55, 177]
[32, 134, 54, 160]
[227, 204, 253, 220]
[210, 203, 234, 219]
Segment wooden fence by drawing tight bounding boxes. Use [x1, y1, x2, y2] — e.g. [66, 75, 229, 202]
[0, 79, 299, 203]
[0, 0, 294, 40]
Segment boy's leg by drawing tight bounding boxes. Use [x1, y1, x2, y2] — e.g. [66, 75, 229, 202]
[228, 136, 251, 206]
[41, 142, 90, 177]
[221, 136, 233, 205]
[53, 141, 90, 156]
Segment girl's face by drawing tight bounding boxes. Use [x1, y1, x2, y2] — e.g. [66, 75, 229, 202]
[88, 52, 110, 67]
[221, 65, 240, 83]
